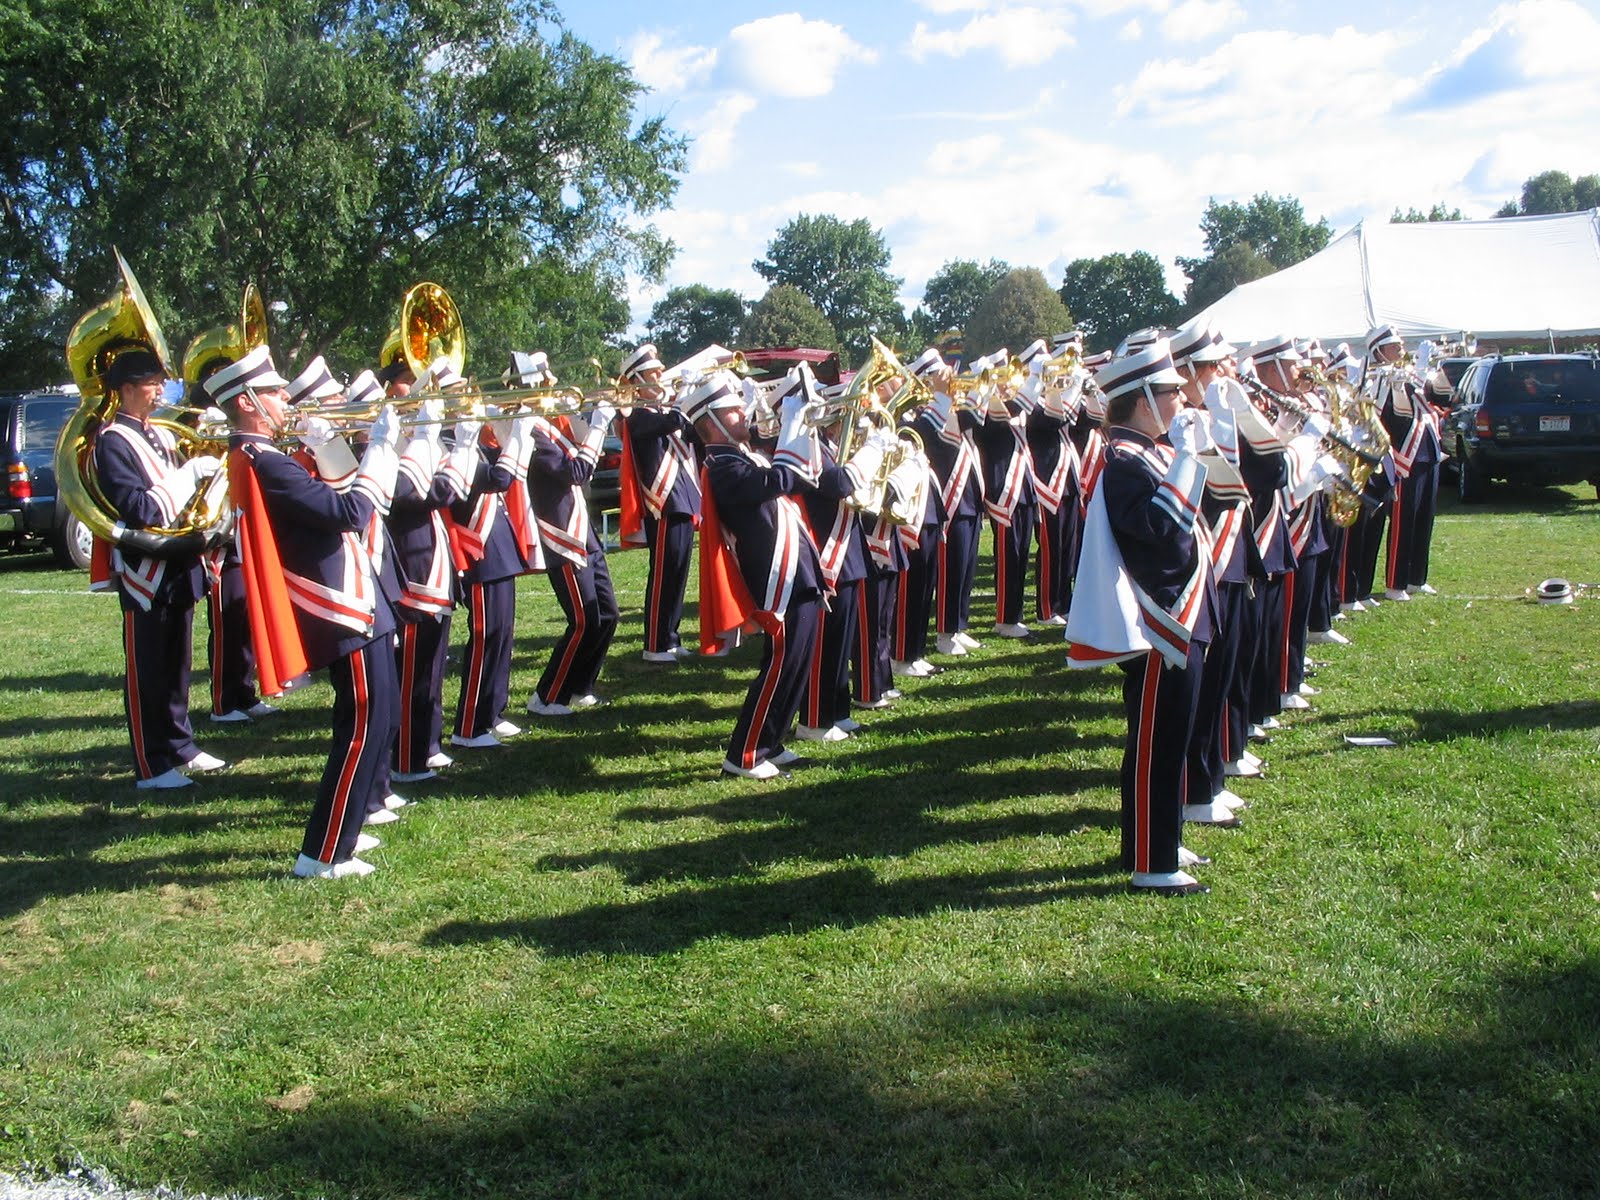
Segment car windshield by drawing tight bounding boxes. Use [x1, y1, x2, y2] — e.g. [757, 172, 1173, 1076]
[1489, 361, 1600, 406]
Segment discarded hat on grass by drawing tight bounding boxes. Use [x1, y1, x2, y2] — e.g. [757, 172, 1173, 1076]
[1536, 578, 1574, 605]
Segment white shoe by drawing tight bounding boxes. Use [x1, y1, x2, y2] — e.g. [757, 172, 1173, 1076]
[391, 768, 437, 783]
[355, 833, 382, 853]
[450, 731, 503, 749]
[672, 644, 697, 658]
[1224, 759, 1263, 778]
[1129, 870, 1206, 894]
[526, 696, 573, 717]
[1240, 750, 1263, 768]
[935, 634, 968, 657]
[891, 660, 925, 678]
[1384, 588, 1411, 602]
[1260, 716, 1282, 730]
[493, 719, 523, 738]
[993, 622, 1030, 638]
[1183, 802, 1241, 825]
[912, 659, 938, 674]
[425, 752, 454, 769]
[884, 688, 902, 700]
[1042, 613, 1067, 626]
[642, 649, 679, 663]
[954, 631, 981, 650]
[293, 854, 375, 879]
[1177, 845, 1211, 868]
[248, 701, 279, 718]
[853, 696, 892, 710]
[1308, 629, 1350, 645]
[1416, 583, 1437, 595]
[382, 793, 409, 811]
[835, 717, 863, 733]
[1361, 595, 1381, 608]
[209, 709, 251, 723]
[1332, 610, 1347, 622]
[185, 750, 229, 773]
[767, 748, 801, 767]
[1247, 724, 1269, 742]
[1280, 692, 1311, 710]
[1299, 682, 1321, 697]
[721, 758, 783, 780]
[363, 807, 399, 826]
[1213, 788, 1249, 811]
[796, 724, 848, 742]
[135, 767, 194, 790]
[570, 694, 604, 709]
[1345, 600, 1367, 613]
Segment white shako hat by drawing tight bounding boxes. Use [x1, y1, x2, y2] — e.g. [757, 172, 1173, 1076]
[1240, 335, 1302, 366]
[1536, 578, 1574, 604]
[678, 369, 743, 424]
[1016, 338, 1050, 370]
[1116, 326, 1163, 357]
[1051, 330, 1085, 353]
[1326, 342, 1356, 373]
[1094, 337, 1185, 402]
[1171, 318, 1235, 366]
[286, 356, 343, 407]
[620, 343, 664, 381]
[906, 347, 947, 379]
[503, 350, 552, 387]
[204, 344, 289, 406]
[414, 356, 465, 393]
[1366, 324, 1403, 354]
[1298, 338, 1328, 361]
[344, 369, 383, 410]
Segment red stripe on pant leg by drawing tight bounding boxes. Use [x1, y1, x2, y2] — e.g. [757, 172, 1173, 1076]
[1134, 650, 1161, 874]
[854, 580, 873, 702]
[1279, 573, 1295, 693]
[645, 537, 667, 653]
[894, 571, 910, 661]
[936, 540, 950, 634]
[125, 611, 151, 779]
[803, 603, 827, 727]
[1220, 700, 1232, 763]
[739, 620, 786, 769]
[320, 649, 370, 862]
[1037, 510, 1053, 620]
[397, 623, 417, 772]
[544, 563, 588, 703]
[459, 583, 487, 735]
[209, 581, 225, 716]
[1386, 495, 1403, 589]
[994, 523, 1007, 624]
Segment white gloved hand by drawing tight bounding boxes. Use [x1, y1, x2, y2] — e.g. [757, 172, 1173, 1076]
[1167, 408, 1211, 458]
[184, 454, 223, 482]
[368, 404, 402, 449]
[1302, 413, 1331, 441]
[296, 416, 337, 450]
[415, 397, 446, 443]
[779, 388, 810, 427]
[453, 417, 482, 448]
[587, 403, 617, 432]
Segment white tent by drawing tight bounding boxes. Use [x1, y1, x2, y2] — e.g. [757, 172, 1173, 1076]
[1194, 209, 1600, 345]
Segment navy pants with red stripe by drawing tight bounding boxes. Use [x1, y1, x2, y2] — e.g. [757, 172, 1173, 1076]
[936, 515, 981, 634]
[894, 524, 939, 663]
[803, 581, 858, 729]
[1387, 459, 1439, 590]
[1225, 579, 1258, 760]
[853, 571, 896, 704]
[305, 634, 398, 865]
[1034, 501, 1078, 622]
[642, 511, 695, 654]
[537, 549, 618, 705]
[1249, 574, 1287, 723]
[1187, 582, 1247, 806]
[205, 562, 259, 716]
[395, 612, 450, 772]
[991, 502, 1035, 626]
[727, 593, 820, 770]
[455, 578, 515, 738]
[121, 600, 199, 780]
[1347, 501, 1389, 602]
[1120, 642, 1204, 874]
[1311, 525, 1344, 631]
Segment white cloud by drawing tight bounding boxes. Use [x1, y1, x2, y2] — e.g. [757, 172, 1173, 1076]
[1119, 18, 1144, 40]
[685, 93, 758, 173]
[1160, 0, 1244, 43]
[907, 6, 1077, 66]
[722, 14, 878, 99]
[1407, 0, 1600, 110]
[625, 31, 719, 94]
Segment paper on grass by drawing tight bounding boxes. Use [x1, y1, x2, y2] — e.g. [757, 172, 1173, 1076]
[1344, 735, 1398, 748]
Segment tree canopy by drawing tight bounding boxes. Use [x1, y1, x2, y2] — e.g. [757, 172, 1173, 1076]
[1058, 251, 1180, 354]
[919, 259, 1010, 336]
[1391, 204, 1465, 223]
[752, 215, 903, 362]
[1176, 193, 1329, 314]
[0, 0, 685, 387]
[1494, 170, 1600, 218]
[740, 285, 838, 353]
[645, 285, 745, 364]
[963, 268, 1072, 360]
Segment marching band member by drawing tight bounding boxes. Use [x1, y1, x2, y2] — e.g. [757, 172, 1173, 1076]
[975, 348, 1038, 638]
[214, 345, 401, 878]
[891, 349, 950, 679]
[1065, 338, 1215, 896]
[1348, 330, 1402, 608]
[855, 387, 910, 711]
[1027, 335, 1085, 627]
[94, 349, 227, 789]
[524, 365, 621, 716]
[618, 343, 702, 663]
[687, 369, 824, 780]
[1368, 325, 1441, 600]
[916, 360, 985, 658]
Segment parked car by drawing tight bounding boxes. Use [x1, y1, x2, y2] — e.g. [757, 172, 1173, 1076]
[0, 390, 92, 567]
[586, 431, 623, 513]
[1424, 356, 1479, 409]
[1445, 354, 1600, 502]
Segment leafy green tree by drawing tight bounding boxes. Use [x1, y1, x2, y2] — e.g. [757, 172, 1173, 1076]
[752, 215, 903, 361]
[921, 258, 1010, 336]
[1495, 170, 1600, 217]
[1058, 251, 1180, 353]
[1391, 204, 1465, 223]
[739, 285, 838, 352]
[0, 0, 684, 388]
[963, 268, 1072, 360]
[645, 285, 745, 363]
[1181, 242, 1277, 314]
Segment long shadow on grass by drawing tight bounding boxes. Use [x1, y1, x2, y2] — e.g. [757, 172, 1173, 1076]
[183, 960, 1600, 1199]
[1408, 699, 1600, 742]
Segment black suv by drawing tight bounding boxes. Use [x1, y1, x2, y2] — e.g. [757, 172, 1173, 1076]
[0, 391, 92, 567]
[1446, 354, 1600, 502]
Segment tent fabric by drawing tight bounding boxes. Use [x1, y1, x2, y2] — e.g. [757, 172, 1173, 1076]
[1194, 209, 1600, 344]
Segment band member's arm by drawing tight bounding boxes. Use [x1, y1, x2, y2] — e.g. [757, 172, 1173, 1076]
[251, 448, 380, 533]
[95, 435, 209, 530]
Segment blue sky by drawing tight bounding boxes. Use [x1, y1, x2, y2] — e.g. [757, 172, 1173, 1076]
[560, 0, 1600, 328]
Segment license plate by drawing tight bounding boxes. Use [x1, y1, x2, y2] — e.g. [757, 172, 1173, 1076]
[1539, 415, 1570, 432]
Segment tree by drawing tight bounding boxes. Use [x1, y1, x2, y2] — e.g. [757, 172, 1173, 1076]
[963, 268, 1072, 360]
[1391, 204, 1465, 223]
[740, 285, 838, 352]
[1175, 194, 1327, 314]
[645, 285, 745, 362]
[1495, 170, 1600, 217]
[752, 215, 903, 361]
[0, 0, 685, 388]
[1058, 251, 1181, 354]
[1180, 242, 1277, 315]
[921, 259, 1010, 336]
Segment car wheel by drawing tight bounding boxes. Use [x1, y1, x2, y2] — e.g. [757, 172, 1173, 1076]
[52, 510, 94, 570]
[1455, 441, 1487, 504]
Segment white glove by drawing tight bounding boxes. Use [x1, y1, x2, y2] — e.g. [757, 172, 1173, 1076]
[1167, 408, 1212, 458]
[779, 388, 810, 428]
[415, 397, 446, 443]
[368, 404, 401, 450]
[774, 395, 820, 483]
[296, 416, 337, 450]
[184, 454, 223, 483]
[587, 403, 617, 432]
[845, 433, 888, 493]
[453, 417, 482, 449]
[1302, 413, 1331, 442]
[485, 405, 513, 445]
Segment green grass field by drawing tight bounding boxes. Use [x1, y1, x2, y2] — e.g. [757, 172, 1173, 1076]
[3, 484, 1599, 1199]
